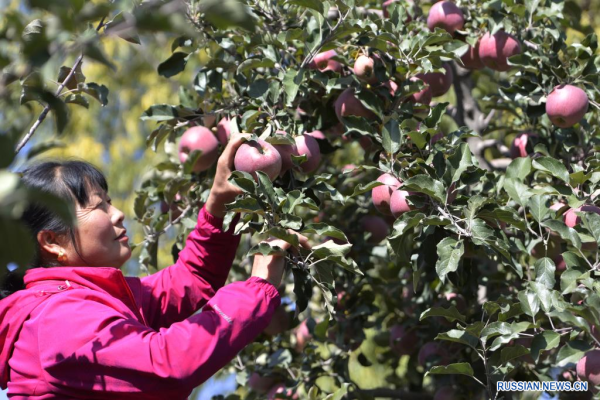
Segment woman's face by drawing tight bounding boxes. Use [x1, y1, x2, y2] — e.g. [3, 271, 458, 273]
[62, 189, 132, 268]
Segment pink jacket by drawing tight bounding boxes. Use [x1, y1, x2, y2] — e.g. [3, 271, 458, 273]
[0, 206, 280, 399]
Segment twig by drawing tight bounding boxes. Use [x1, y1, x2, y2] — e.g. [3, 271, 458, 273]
[134, 205, 193, 247]
[15, 16, 107, 154]
[299, 9, 350, 69]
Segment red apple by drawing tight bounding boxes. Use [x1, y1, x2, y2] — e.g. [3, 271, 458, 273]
[178, 126, 220, 173]
[546, 85, 589, 128]
[372, 173, 402, 215]
[555, 255, 567, 273]
[444, 292, 467, 313]
[334, 88, 377, 122]
[592, 325, 600, 342]
[384, 80, 399, 97]
[305, 130, 326, 140]
[478, 30, 522, 72]
[563, 205, 600, 228]
[294, 320, 312, 352]
[353, 55, 378, 84]
[418, 342, 450, 367]
[418, 64, 453, 97]
[510, 132, 536, 159]
[308, 50, 342, 73]
[160, 194, 183, 220]
[390, 188, 413, 218]
[434, 387, 458, 400]
[407, 76, 433, 105]
[234, 139, 282, 181]
[273, 131, 297, 176]
[577, 349, 600, 388]
[203, 114, 216, 128]
[430, 132, 444, 145]
[248, 373, 279, 394]
[216, 117, 232, 145]
[427, 1, 464, 35]
[361, 215, 390, 243]
[267, 383, 298, 400]
[461, 41, 484, 70]
[342, 164, 357, 174]
[264, 305, 291, 336]
[389, 325, 418, 356]
[447, 182, 457, 204]
[295, 134, 322, 173]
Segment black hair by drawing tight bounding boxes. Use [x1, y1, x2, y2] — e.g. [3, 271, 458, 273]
[1, 160, 109, 299]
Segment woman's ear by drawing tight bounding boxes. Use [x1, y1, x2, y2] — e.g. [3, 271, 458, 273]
[37, 230, 67, 259]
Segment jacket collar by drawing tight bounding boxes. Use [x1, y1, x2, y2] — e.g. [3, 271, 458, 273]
[24, 267, 141, 320]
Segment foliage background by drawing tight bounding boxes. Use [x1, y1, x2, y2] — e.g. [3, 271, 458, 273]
[3, 0, 600, 399]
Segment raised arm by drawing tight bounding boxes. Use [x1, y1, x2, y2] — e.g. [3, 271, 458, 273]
[129, 134, 250, 329]
[36, 277, 280, 399]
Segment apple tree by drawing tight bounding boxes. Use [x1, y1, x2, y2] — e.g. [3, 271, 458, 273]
[4, 0, 600, 399]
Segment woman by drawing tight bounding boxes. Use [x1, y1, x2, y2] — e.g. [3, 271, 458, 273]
[0, 134, 309, 399]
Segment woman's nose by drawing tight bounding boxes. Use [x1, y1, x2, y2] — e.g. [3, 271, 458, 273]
[111, 205, 125, 225]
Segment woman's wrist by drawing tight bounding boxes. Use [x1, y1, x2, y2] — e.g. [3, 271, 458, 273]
[205, 191, 230, 218]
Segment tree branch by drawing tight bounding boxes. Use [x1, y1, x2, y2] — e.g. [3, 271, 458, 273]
[15, 16, 107, 155]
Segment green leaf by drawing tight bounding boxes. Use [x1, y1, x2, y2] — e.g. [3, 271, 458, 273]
[534, 257, 556, 290]
[226, 197, 263, 213]
[82, 83, 109, 106]
[198, 0, 257, 31]
[481, 321, 531, 341]
[324, 383, 351, 400]
[229, 171, 257, 193]
[581, 212, 600, 244]
[506, 157, 532, 181]
[530, 281, 553, 313]
[542, 220, 582, 250]
[446, 143, 473, 183]
[531, 331, 560, 362]
[256, 171, 278, 209]
[382, 119, 400, 155]
[402, 175, 445, 203]
[500, 345, 530, 365]
[64, 94, 89, 108]
[311, 240, 352, 259]
[247, 241, 286, 256]
[555, 341, 592, 367]
[425, 363, 473, 377]
[504, 178, 532, 206]
[532, 157, 570, 183]
[303, 223, 348, 242]
[248, 79, 269, 99]
[287, 0, 325, 14]
[435, 237, 464, 283]
[158, 52, 188, 78]
[266, 226, 300, 247]
[420, 306, 466, 323]
[39, 91, 68, 133]
[104, 12, 141, 44]
[283, 68, 304, 106]
[435, 329, 479, 349]
[528, 195, 549, 223]
[351, 180, 384, 197]
[140, 104, 196, 121]
[518, 290, 540, 319]
[0, 216, 36, 270]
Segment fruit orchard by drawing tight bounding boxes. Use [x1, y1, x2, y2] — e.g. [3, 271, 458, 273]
[3, 0, 600, 399]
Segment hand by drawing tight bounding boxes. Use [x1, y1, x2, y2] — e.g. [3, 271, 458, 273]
[205, 133, 251, 218]
[251, 231, 311, 288]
